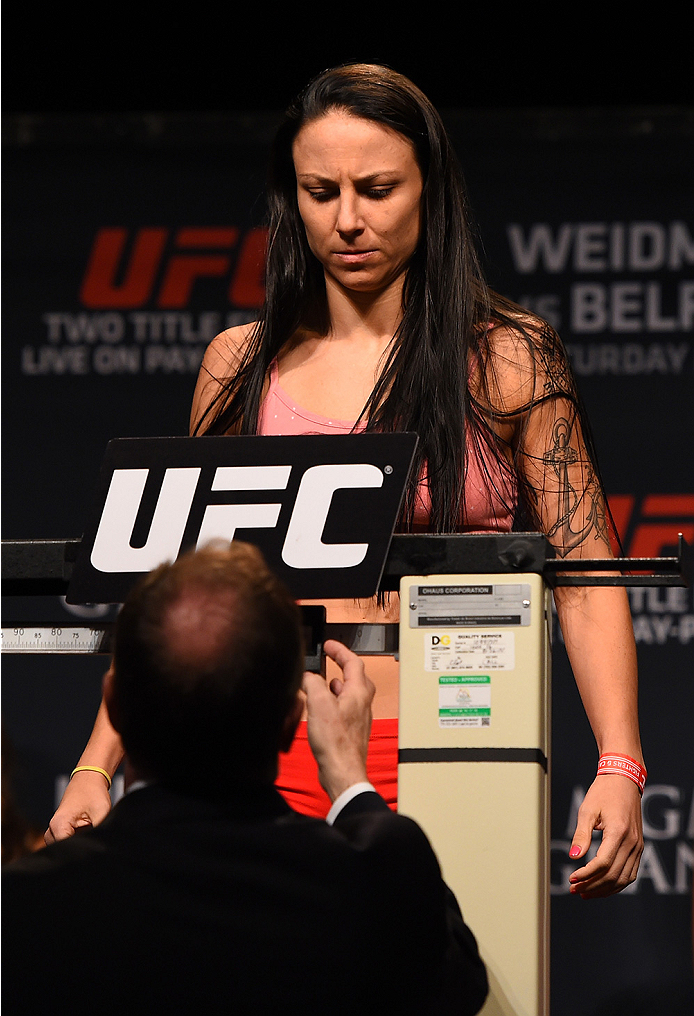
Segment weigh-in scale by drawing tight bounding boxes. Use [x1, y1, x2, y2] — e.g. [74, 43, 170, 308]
[3, 434, 690, 1016]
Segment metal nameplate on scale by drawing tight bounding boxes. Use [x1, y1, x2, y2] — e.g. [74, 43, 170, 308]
[408, 582, 532, 627]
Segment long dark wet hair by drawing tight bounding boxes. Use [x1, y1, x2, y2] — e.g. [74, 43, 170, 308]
[195, 63, 614, 555]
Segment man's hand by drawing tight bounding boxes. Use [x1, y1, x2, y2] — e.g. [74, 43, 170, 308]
[44, 770, 112, 844]
[301, 640, 375, 802]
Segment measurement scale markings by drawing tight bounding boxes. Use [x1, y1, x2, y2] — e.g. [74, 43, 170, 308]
[1, 627, 111, 653]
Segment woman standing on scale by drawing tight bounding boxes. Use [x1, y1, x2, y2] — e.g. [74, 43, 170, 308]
[49, 64, 646, 899]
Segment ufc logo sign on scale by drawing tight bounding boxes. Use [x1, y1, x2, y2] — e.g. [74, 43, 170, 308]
[67, 434, 417, 604]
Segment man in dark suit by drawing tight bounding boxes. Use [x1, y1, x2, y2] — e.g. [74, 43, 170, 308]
[3, 541, 488, 1015]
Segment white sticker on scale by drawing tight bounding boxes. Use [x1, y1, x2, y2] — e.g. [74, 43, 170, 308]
[425, 631, 514, 671]
[439, 675, 491, 727]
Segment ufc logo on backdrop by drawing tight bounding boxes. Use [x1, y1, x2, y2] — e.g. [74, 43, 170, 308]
[67, 434, 417, 604]
[79, 227, 268, 310]
[608, 494, 694, 557]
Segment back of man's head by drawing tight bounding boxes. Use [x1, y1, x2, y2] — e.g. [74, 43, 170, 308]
[109, 541, 304, 795]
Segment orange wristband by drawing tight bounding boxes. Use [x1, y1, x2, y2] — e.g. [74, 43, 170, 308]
[597, 753, 647, 794]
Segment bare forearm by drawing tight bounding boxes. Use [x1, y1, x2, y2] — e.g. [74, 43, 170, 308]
[555, 584, 643, 763]
[74, 696, 125, 777]
[46, 695, 123, 842]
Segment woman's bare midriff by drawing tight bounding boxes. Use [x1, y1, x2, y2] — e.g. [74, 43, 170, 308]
[300, 594, 400, 719]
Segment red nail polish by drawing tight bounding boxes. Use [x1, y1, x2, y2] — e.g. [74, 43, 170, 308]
[569, 846, 581, 858]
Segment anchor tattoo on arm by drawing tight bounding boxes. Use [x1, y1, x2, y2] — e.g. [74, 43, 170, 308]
[541, 417, 609, 557]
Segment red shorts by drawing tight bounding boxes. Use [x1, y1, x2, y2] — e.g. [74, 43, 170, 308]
[276, 718, 398, 818]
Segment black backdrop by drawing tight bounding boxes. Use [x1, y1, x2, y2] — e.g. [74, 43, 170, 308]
[3, 22, 693, 1016]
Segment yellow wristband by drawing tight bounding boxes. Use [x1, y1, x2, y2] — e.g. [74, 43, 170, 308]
[70, 766, 112, 789]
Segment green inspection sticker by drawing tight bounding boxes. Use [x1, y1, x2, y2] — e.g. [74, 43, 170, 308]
[438, 675, 491, 728]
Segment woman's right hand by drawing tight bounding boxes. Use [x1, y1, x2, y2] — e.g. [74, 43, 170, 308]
[44, 770, 112, 844]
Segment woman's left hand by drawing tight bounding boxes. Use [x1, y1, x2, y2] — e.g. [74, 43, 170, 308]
[567, 775, 644, 898]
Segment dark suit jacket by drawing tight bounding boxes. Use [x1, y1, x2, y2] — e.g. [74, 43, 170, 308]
[2, 784, 487, 1015]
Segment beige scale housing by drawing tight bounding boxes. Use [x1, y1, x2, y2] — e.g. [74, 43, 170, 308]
[397, 571, 552, 1016]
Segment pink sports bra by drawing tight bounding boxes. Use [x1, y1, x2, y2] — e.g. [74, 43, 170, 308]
[258, 360, 516, 531]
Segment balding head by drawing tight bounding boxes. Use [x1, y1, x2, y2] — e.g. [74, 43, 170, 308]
[108, 542, 304, 795]
[163, 587, 239, 673]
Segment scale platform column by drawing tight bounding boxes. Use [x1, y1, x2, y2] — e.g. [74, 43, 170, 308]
[397, 571, 552, 1016]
